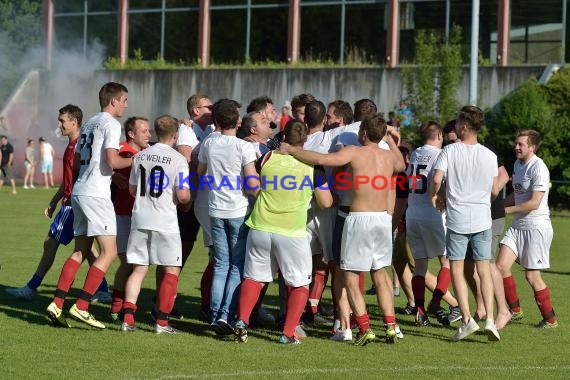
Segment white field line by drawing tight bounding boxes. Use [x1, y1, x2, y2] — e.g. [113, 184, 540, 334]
[146, 365, 570, 380]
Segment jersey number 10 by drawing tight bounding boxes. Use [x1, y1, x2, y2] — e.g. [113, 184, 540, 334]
[139, 165, 165, 198]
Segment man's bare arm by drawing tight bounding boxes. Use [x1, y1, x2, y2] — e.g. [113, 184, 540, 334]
[177, 145, 193, 163]
[243, 161, 260, 197]
[431, 169, 445, 210]
[281, 143, 355, 167]
[505, 191, 545, 215]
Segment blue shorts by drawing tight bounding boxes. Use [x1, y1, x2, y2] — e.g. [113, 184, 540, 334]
[446, 228, 492, 261]
[48, 205, 74, 245]
[41, 161, 53, 174]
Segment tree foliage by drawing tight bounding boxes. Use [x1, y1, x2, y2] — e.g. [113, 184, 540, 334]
[487, 69, 570, 204]
[0, 0, 41, 109]
[402, 25, 463, 125]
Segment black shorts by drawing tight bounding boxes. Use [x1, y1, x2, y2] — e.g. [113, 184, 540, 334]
[177, 206, 200, 242]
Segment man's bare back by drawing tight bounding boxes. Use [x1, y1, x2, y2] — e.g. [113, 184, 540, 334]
[346, 143, 396, 212]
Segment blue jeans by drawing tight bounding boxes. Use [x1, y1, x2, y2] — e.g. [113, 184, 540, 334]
[210, 216, 249, 322]
[446, 228, 492, 261]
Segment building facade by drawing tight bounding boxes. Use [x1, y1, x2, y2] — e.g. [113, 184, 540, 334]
[42, 0, 570, 67]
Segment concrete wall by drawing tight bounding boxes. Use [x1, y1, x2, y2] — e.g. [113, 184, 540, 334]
[2, 65, 546, 181]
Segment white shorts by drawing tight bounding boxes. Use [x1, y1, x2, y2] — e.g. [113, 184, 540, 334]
[72, 195, 116, 237]
[406, 218, 446, 260]
[126, 228, 183, 266]
[306, 205, 336, 262]
[500, 226, 553, 270]
[116, 215, 132, 254]
[340, 212, 392, 271]
[244, 229, 312, 287]
[194, 202, 212, 247]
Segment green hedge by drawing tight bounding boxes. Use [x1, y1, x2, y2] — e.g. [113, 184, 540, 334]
[486, 67, 570, 207]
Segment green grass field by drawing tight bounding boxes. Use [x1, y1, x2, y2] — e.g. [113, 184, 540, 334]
[1, 188, 569, 379]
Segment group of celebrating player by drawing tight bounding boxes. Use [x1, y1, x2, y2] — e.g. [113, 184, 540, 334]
[6, 81, 557, 346]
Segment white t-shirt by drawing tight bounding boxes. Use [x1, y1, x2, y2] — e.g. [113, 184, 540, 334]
[73, 112, 121, 198]
[176, 123, 200, 150]
[512, 155, 550, 229]
[407, 144, 443, 221]
[433, 142, 498, 234]
[198, 133, 257, 218]
[129, 143, 190, 233]
[41, 142, 54, 163]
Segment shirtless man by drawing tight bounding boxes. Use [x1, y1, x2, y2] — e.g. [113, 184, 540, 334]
[282, 114, 405, 345]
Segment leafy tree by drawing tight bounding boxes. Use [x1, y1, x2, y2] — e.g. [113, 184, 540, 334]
[487, 71, 570, 205]
[402, 25, 464, 125]
[0, 0, 41, 109]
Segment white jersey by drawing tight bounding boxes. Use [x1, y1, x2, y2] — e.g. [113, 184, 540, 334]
[433, 142, 498, 234]
[176, 123, 199, 149]
[407, 144, 442, 221]
[198, 133, 257, 218]
[129, 143, 190, 233]
[73, 112, 121, 198]
[512, 155, 551, 229]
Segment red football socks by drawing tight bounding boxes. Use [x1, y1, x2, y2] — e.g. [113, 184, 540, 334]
[76, 265, 106, 310]
[535, 287, 556, 324]
[53, 258, 81, 309]
[238, 279, 263, 325]
[503, 275, 521, 313]
[111, 290, 125, 314]
[157, 273, 179, 326]
[432, 267, 451, 305]
[309, 270, 326, 314]
[354, 313, 370, 335]
[283, 286, 309, 338]
[201, 261, 214, 310]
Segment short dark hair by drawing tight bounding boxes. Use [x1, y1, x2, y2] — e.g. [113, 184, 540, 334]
[443, 119, 456, 134]
[328, 100, 354, 124]
[59, 104, 83, 125]
[238, 112, 258, 138]
[212, 99, 241, 130]
[246, 96, 273, 113]
[457, 105, 484, 131]
[99, 82, 128, 108]
[354, 99, 377, 122]
[283, 119, 308, 146]
[304, 100, 326, 129]
[360, 113, 386, 143]
[290, 93, 315, 111]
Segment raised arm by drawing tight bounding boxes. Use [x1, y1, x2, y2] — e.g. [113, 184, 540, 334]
[281, 143, 355, 167]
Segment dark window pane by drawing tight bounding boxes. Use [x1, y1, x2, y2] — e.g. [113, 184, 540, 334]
[164, 11, 199, 61]
[250, 8, 288, 61]
[87, 15, 117, 57]
[300, 6, 341, 62]
[54, 16, 84, 49]
[55, 1, 84, 13]
[130, 0, 163, 9]
[345, 3, 386, 63]
[210, 9, 247, 63]
[129, 13, 162, 59]
[87, 0, 116, 12]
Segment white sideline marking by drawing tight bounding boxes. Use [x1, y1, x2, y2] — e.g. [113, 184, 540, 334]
[155, 366, 570, 379]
